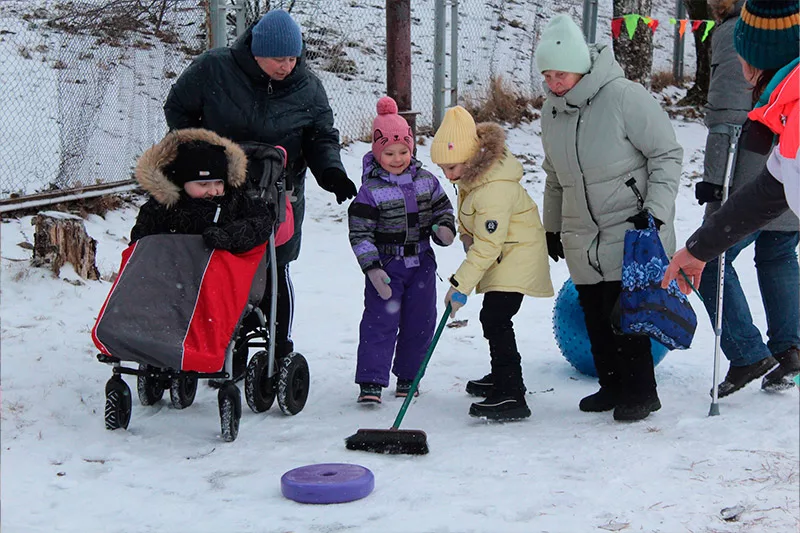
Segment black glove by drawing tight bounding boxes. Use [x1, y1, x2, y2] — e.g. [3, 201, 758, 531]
[626, 210, 663, 230]
[545, 232, 565, 262]
[321, 168, 357, 204]
[203, 226, 232, 250]
[695, 182, 723, 205]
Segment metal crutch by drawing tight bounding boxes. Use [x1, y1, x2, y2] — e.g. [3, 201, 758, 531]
[708, 123, 742, 416]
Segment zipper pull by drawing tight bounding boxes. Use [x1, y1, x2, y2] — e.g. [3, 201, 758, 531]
[267, 80, 273, 95]
[213, 204, 221, 223]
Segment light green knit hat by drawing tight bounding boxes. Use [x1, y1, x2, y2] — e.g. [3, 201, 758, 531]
[535, 15, 591, 74]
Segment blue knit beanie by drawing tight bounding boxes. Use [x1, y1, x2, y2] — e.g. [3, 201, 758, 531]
[251, 10, 303, 58]
[734, 0, 800, 70]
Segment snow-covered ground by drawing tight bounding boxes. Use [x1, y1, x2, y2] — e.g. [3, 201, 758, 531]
[2, 119, 798, 533]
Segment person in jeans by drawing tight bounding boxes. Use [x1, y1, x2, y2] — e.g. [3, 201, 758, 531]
[665, 0, 800, 392]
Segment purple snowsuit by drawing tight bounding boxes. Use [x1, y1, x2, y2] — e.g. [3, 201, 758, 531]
[348, 153, 456, 386]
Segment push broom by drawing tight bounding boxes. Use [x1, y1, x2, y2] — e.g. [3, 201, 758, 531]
[345, 299, 461, 455]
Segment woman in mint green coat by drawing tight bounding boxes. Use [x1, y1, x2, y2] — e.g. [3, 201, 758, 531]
[536, 15, 683, 422]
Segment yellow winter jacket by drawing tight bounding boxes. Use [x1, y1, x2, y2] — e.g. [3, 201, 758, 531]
[450, 123, 554, 297]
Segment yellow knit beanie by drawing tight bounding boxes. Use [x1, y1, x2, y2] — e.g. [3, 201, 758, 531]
[430, 106, 479, 164]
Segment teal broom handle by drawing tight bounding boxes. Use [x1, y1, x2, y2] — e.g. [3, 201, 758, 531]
[391, 303, 452, 430]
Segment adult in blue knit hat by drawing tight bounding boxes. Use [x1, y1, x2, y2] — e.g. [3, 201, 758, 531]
[164, 8, 357, 364]
[251, 9, 303, 59]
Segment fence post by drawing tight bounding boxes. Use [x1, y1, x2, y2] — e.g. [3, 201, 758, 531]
[433, 0, 446, 130]
[209, 0, 220, 48]
[234, 0, 246, 38]
[386, 0, 416, 134]
[582, 0, 599, 44]
[209, 0, 227, 48]
[450, 0, 459, 107]
[672, 0, 686, 81]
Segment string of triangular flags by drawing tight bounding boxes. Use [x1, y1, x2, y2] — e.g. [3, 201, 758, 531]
[611, 14, 716, 42]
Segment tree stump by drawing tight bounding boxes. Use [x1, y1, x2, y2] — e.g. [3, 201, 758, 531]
[31, 211, 100, 280]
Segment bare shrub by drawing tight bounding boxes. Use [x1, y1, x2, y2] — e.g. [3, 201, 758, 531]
[463, 76, 542, 126]
[45, 0, 182, 45]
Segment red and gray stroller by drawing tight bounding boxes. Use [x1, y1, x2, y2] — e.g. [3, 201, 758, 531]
[93, 143, 309, 442]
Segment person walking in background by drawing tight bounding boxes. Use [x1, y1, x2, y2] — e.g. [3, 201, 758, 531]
[536, 15, 683, 421]
[348, 97, 456, 404]
[163, 9, 357, 361]
[693, 0, 799, 397]
[663, 0, 800, 391]
[431, 106, 553, 421]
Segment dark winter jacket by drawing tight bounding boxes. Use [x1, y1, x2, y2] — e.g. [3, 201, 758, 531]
[348, 153, 455, 272]
[130, 129, 274, 254]
[702, 0, 798, 231]
[163, 24, 346, 264]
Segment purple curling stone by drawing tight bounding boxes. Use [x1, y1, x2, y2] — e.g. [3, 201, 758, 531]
[281, 463, 375, 504]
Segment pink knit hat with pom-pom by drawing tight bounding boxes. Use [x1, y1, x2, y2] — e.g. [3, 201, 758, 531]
[371, 96, 414, 159]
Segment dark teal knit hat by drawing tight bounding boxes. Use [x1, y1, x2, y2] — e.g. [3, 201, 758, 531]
[734, 0, 800, 70]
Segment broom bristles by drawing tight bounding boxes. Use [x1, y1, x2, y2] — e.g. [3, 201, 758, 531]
[344, 428, 429, 455]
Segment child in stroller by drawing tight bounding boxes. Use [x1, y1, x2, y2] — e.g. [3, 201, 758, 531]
[93, 128, 309, 442]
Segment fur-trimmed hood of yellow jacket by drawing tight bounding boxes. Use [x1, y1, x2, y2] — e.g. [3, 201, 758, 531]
[449, 122, 553, 298]
[134, 128, 248, 207]
[458, 122, 509, 186]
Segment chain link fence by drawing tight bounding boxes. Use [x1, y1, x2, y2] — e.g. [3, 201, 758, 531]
[1, 0, 692, 203]
[0, 0, 207, 200]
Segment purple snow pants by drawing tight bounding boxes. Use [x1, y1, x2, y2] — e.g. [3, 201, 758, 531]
[355, 251, 437, 386]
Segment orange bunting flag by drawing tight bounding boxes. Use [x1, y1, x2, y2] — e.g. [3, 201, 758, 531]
[679, 19, 688, 37]
[611, 17, 624, 39]
[644, 17, 659, 34]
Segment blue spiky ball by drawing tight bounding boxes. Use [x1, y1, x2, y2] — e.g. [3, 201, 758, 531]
[552, 279, 669, 377]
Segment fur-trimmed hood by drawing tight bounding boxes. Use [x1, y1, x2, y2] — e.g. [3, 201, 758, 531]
[134, 128, 248, 207]
[458, 122, 510, 185]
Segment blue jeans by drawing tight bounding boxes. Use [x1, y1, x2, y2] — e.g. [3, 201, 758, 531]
[698, 230, 800, 367]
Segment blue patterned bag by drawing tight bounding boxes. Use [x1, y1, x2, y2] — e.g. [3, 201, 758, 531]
[618, 215, 697, 350]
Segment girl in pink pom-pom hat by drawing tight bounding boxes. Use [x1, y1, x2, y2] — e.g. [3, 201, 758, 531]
[346, 96, 456, 404]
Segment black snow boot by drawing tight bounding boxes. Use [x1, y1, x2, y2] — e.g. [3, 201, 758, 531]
[613, 395, 662, 422]
[762, 347, 800, 392]
[579, 387, 617, 412]
[465, 373, 493, 397]
[395, 379, 420, 398]
[469, 394, 531, 421]
[712, 356, 778, 398]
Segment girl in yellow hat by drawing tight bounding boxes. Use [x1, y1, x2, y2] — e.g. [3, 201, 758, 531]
[430, 106, 553, 421]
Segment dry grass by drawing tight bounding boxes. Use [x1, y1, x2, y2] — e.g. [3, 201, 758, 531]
[650, 70, 681, 92]
[463, 76, 542, 126]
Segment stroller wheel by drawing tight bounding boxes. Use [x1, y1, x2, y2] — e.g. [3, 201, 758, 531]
[137, 364, 165, 406]
[277, 352, 309, 416]
[245, 350, 276, 413]
[170, 373, 198, 410]
[218, 383, 242, 442]
[105, 375, 132, 430]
